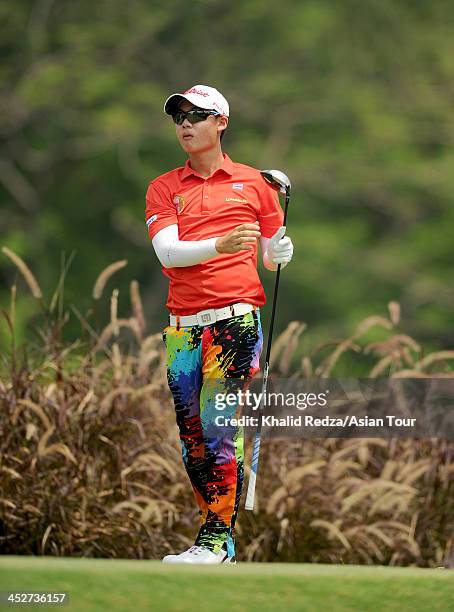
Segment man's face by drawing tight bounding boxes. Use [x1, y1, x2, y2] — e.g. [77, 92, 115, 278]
[174, 100, 228, 154]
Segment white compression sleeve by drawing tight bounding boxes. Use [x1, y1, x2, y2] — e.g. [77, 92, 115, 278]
[260, 236, 288, 271]
[152, 224, 222, 268]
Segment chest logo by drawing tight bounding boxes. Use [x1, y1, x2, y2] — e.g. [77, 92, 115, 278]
[232, 183, 244, 190]
[173, 194, 186, 214]
[226, 196, 247, 203]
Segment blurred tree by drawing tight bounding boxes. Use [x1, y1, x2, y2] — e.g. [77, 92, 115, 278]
[1, 0, 453, 354]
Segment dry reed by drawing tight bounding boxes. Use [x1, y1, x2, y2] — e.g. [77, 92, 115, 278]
[0, 261, 453, 566]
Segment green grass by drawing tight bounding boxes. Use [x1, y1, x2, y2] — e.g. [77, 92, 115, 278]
[0, 556, 452, 612]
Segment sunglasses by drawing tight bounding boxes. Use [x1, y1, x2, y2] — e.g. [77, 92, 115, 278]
[172, 109, 220, 125]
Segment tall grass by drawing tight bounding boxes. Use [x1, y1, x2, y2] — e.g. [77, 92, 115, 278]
[0, 250, 453, 566]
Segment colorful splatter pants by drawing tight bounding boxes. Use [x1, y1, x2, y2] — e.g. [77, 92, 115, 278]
[162, 309, 263, 558]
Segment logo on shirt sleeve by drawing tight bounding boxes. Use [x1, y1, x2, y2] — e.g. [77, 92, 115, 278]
[146, 214, 158, 227]
[173, 194, 186, 214]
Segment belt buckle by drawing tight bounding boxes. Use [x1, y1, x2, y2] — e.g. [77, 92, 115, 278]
[196, 308, 217, 326]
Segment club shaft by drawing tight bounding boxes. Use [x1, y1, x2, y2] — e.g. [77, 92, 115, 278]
[245, 190, 290, 511]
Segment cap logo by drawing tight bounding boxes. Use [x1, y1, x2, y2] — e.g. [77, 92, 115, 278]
[184, 87, 209, 97]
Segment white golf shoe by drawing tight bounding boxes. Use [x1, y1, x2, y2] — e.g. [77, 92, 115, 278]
[162, 545, 236, 565]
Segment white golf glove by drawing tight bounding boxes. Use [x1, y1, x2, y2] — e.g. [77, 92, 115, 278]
[266, 226, 294, 265]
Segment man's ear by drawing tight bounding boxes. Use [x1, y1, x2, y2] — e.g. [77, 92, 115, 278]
[218, 115, 228, 135]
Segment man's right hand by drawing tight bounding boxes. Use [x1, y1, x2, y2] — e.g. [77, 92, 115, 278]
[215, 222, 261, 254]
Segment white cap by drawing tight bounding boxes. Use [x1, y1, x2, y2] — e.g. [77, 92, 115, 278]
[164, 85, 229, 117]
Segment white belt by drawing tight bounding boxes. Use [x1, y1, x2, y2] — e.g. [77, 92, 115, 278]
[169, 302, 258, 327]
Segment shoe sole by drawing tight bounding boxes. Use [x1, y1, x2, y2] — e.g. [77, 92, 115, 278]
[163, 560, 237, 565]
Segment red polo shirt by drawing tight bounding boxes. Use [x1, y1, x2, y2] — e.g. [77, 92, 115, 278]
[145, 153, 284, 315]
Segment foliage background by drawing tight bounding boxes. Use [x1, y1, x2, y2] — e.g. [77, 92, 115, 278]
[1, 0, 453, 360]
[0, 289, 453, 566]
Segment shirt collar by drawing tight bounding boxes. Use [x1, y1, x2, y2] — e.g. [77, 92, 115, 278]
[181, 153, 234, 181]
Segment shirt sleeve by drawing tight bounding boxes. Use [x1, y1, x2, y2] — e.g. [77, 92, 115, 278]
[145, 180, 178, 241]
[257, 183, 285, 238]
[152, 224, 221, 268]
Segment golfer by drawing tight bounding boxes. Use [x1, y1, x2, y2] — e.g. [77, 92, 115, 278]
[145, 85, 294, 564]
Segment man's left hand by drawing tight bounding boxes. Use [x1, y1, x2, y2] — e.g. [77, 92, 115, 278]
[267, 226, 294, 264]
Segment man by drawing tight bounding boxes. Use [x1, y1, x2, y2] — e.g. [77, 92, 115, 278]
[145, 85, 294, 564]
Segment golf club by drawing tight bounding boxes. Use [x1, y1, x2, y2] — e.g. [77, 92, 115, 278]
[245, 169, 292, 511]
